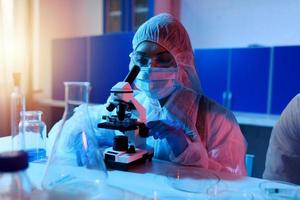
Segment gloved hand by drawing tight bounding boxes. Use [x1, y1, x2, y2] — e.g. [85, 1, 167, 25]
[147, 120, 188, 156]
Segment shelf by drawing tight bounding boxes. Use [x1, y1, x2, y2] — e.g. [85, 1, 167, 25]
[36, 99, 99, 108]
[234, 111, 280, 127]
[37, 99, 65, 107]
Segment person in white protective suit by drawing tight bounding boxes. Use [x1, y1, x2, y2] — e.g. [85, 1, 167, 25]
[126, 13, 247, 175]
[48, 13, 247, 175]
[263, 94, 300, 184]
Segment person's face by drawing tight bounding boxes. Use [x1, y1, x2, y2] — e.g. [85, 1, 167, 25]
[131, 41, 176, 68]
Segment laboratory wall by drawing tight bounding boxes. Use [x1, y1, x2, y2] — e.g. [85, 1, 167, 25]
[38, 0, 103, 100]
[34, 0, 103, 129]
[180, 0, 300, 48]
[154, 0, 180, 18]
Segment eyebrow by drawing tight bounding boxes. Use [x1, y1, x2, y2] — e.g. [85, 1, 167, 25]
[156, 51, 170, 56]
[135, 50, 170, 57]
[135, 51, 147, 56]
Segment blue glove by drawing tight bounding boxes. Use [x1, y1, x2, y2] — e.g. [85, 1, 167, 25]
[147, 120, 188, 156]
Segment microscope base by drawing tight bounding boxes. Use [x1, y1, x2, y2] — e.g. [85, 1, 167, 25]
[104, 150, 153, 171]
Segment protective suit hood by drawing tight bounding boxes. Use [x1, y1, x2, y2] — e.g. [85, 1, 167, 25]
[132, 13, 202, 94]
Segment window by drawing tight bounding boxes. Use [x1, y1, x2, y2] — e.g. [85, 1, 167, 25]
[132, 0, 149, 31]
[104, 0, 154, 33]
[105, 0, 122, 32]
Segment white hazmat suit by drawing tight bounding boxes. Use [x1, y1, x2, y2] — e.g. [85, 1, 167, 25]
[263, 94, 300, 184]
[128, 13, 247, 175]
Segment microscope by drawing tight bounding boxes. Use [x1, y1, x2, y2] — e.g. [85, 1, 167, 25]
[98, 65, 153, 170]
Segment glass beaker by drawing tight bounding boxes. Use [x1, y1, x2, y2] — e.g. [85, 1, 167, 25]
[19, 111, 47, 162]
[42, 82, 108, 198]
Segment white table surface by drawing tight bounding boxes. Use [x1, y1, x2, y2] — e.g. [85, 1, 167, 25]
[1, 136, 299, 200]
[26, 159, 300, 200]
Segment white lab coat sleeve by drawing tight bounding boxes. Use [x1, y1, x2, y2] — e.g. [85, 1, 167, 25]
[206, 110, 247, 176]
[168, 112, 247, 176]
[169, 101, 246, 176]
[169, 134, 209, 168]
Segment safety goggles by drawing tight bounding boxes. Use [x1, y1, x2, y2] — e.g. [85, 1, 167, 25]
[129, 51, 176, 68]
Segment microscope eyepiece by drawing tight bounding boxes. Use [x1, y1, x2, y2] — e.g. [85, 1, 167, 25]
[123, 65, 140, 84]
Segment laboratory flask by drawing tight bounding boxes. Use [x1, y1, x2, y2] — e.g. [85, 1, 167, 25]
[19, 111, 47, 162]
[0, 151, 34, 200]
[41, 82, 108, 198]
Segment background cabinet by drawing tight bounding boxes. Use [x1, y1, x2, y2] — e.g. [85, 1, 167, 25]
[194, 49, 229, 105]
[272, 46, 300, 114]
[230, 48, 270, 113]
[195, 46, 300, 114]
[52, 36, 300, 114]
[89, 33, 134, 103]
[52, 32, 134, 104]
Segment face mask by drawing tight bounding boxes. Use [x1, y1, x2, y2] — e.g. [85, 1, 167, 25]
[135, 67, 179, 99]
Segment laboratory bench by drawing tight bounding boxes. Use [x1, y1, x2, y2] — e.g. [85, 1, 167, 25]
[27, 158, 300, 199]
[0, 137, 300, 200]
[1, 136, 299, 200]
[35, 98, 279, 179]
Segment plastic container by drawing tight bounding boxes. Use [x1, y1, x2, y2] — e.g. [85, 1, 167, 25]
[42, 82, 109, 199]
[245, 154, 254, 176]
[0, 151, 34, 200]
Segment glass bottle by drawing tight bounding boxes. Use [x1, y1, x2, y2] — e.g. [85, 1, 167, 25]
[10, 72, 26, 150]
[0, 151, 34, 200]
[42, 82, 108, 198]
[19, 111, 47, 162]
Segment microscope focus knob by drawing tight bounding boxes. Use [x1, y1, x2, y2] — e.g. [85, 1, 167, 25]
[117, 103, 126, 121]
[127, 145, 136, 154]
[138, 123, 149, 138]
[106, 103, 116, 112]
[113, 135, 128, 151]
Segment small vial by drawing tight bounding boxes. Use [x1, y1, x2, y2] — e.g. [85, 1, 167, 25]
[10, 72, 26, 150]
[19, 111, 47, 162]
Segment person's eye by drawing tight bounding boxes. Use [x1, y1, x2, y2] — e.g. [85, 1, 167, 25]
[135, 57, 148, 66]
[157, 54, 174, 64]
